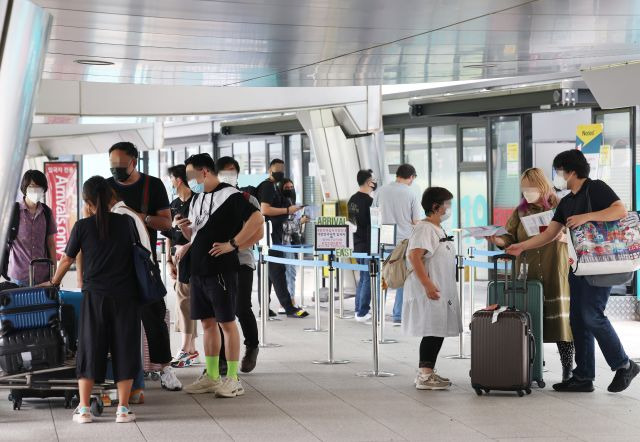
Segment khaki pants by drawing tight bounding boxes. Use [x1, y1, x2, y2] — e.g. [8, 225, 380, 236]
[175, 266, 198, 336]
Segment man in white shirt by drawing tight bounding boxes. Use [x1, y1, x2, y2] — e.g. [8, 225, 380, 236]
[373, 164, 423, 325]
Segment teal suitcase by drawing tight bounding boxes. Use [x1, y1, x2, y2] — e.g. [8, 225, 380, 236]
[487, 255, 545, 388]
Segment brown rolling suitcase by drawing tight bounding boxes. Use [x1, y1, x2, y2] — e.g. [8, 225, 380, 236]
[470, 254, 535, 397]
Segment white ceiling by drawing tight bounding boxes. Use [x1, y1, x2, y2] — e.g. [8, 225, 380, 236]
[33, 0, 640, 87]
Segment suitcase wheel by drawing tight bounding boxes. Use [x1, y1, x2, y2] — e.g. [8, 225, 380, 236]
[64, 391, 74, 409]
[90, 397, 104, 417]
[7, 393, 13, 402]
[474, 388, 483, 396]
[12, 396, 22, 410]
[525, 388, 532, 395]
[483, 389, 490, 394]
[517, 390, 524, 397]
[537, 380, 546, 389]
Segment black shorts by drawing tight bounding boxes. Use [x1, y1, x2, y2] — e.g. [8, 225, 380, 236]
[76, 291, 141, 384]
[190, 273, 237, 323]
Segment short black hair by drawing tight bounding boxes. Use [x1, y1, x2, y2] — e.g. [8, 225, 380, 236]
[185, 153, 216, 173]
[216, 156, 240, 174]
[20, 170, 48, 196]
[422, 187, 454, 215]
[269, 158, 285, 168]
[167, 164, 188, 184]
[396, 163, 417, 179]
[552, 149, 590, 179]
[357, 169, 373, 186]
[109, 141, 139, 158]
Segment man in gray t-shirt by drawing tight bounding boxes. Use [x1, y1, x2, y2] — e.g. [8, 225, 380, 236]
[373, 163, 423, 324]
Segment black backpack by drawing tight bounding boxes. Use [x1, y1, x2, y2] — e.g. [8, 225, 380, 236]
[1, 202, 53, 280]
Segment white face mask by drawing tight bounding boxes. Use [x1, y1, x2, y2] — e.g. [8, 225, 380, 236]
[553, 172, 568, 190]
[218, 171, 238, 187]
[26, 187, 45, 204]
[522, 189, 541, 204]
[441, 206, 452, 221]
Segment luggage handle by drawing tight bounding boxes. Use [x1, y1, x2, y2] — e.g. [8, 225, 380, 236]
[492, 254, 517, 308]
[528, 331, 536, 366]
[29, 259, 55, 287]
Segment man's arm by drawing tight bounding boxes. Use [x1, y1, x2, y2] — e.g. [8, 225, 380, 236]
[261, 202, 298, 217]
[506, 221, 563, 256]
[235, 211, 264, 249]
[566, 200, 627, 229]
[46, 234, 57, 271]
[143, 208, 172, 231]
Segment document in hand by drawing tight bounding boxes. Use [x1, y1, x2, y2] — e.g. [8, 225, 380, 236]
[520, 210, 554, 237]
[463, 225, 508, 239]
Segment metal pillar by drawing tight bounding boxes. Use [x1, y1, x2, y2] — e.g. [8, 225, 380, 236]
[445, 229, 470, 359]
[357, 256, 394, 377]
[313, 252, 350, 365]
[259, 246, 281, 348]
[304, 253, 326, 332]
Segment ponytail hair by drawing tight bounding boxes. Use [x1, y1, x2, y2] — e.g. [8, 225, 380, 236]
[83, 176, 112, 240]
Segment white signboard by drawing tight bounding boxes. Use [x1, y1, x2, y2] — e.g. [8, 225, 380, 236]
[315, 225, 349, 251]
[380, 224, 397, 246]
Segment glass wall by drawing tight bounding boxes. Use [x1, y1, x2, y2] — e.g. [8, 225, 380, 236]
[404, 127, 429, 193]
[268, 142, 283, 162]
[232, 141, 249, 174]
[430, 125, 458, 229]
[595, 111, 633, 209]
[383, 133, 401, 184]
[491, 117, 521, 226]
[249, 140, 267, 174]
[289, 134, 304, 202]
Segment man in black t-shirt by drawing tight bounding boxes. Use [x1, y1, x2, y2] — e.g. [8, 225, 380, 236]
[256, 159, 309, 318]
[161, 164, 199, 369]
[107, 141, 182, 392]
[178, 154, 263, 398]
[507, 149, 638, 393]
[348, 169, 376, 321]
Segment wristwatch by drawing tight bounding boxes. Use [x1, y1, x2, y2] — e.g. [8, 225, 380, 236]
[229, 238, 239, 250]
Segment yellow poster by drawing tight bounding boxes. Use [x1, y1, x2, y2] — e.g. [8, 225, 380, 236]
[599, 145, 611, 166]
[576, 124, 603, 154]
[507, 143, 519, 162]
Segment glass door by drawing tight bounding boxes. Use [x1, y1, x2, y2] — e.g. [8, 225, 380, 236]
[490, 117, 521, 226]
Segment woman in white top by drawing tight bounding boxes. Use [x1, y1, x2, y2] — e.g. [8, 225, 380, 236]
[403, 187, 462, 390]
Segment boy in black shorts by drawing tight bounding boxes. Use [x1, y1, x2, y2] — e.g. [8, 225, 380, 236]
[177, 154, 263, 397]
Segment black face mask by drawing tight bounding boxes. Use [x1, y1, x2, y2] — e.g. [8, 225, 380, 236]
[110, 166, 131, 182]
[282, 189, 296, 202]
[370, 182, 378, 192]
[272, 171, 285, 182]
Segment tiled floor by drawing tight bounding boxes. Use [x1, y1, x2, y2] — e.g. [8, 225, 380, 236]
[2, 270, 640, 441]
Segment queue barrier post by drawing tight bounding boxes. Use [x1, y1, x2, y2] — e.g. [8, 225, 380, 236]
[313, 252, 350, 365]
[299, 251, 307, 308]
[160, 239, 167, 285]
[259, 246, 281, 349]
[357, 256, 394, 377]
[337, 257, 354, 319]
[468, 246, 476, 331]
[304, 252, 326, 333]
[444, 229, 470, 359]
[378, 245, 397, 345]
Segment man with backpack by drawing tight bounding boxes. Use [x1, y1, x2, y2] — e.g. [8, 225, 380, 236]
[2, 170, 57, 286]
[373, 164, 423, 326]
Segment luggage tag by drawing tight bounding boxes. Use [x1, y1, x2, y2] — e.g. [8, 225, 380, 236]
[491, 306, 508, 324]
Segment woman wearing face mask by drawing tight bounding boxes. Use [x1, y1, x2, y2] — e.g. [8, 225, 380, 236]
[3, 170, 57, 286]
[278, 178, 308, 307]
[403, 187, 461, 390]
[489, 167, 574, 381]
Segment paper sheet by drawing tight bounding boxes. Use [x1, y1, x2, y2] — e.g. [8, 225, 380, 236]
[463, 225, 508, 239]
[521, 210, 554, 237]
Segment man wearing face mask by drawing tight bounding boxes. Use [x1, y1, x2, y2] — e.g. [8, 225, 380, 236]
[255, 159, 309, 318]
[348, 169, 377, 322]
[507, 149, 639, 394]
[373, 163, 424, 326]
[106, 141, 182, 393]
[214, 156, 260, 373]
[2, 170, 57, 286]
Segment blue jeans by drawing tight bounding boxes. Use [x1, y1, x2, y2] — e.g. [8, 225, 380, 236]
[355, 258, 371, 317]
[392, 287, 404, 322]
[569, 273, 629, 381]
[284, 252, 297, 300]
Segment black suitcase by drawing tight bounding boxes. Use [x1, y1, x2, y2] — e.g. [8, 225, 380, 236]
[0, 327, 65, 375]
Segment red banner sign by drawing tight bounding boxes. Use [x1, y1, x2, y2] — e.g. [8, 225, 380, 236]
[44, 162, 79, 260]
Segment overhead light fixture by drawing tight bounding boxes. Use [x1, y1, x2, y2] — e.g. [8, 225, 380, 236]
[74, 59, 114, 66]
[463, 63, 497, 69]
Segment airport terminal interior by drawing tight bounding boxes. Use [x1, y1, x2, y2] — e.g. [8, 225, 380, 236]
[4, 0, 640, 441]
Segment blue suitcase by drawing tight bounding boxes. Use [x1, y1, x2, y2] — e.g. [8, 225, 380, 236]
[0, 259, 60, 336]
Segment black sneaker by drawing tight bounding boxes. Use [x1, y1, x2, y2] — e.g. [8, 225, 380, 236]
[287, 308, 309, 318]
[552, 377, 594, 393]
[258, 309, 278, 318]
[241, 346, 259, 373]
[608, 360, 640, 393]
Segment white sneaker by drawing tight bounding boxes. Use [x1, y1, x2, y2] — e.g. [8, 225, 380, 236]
[115, 406, 136, 423]
[415, 372, 451, 390]
[72, 406, 92, 424]
[215, 377, 245, 398]
[184, 373, 222, 394]
[160, 366, 183, 391]
[355, 313, 372, 322]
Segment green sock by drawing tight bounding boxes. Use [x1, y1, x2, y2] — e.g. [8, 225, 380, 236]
[205, 356, 220, 380]
[227, 361, 239, 380]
